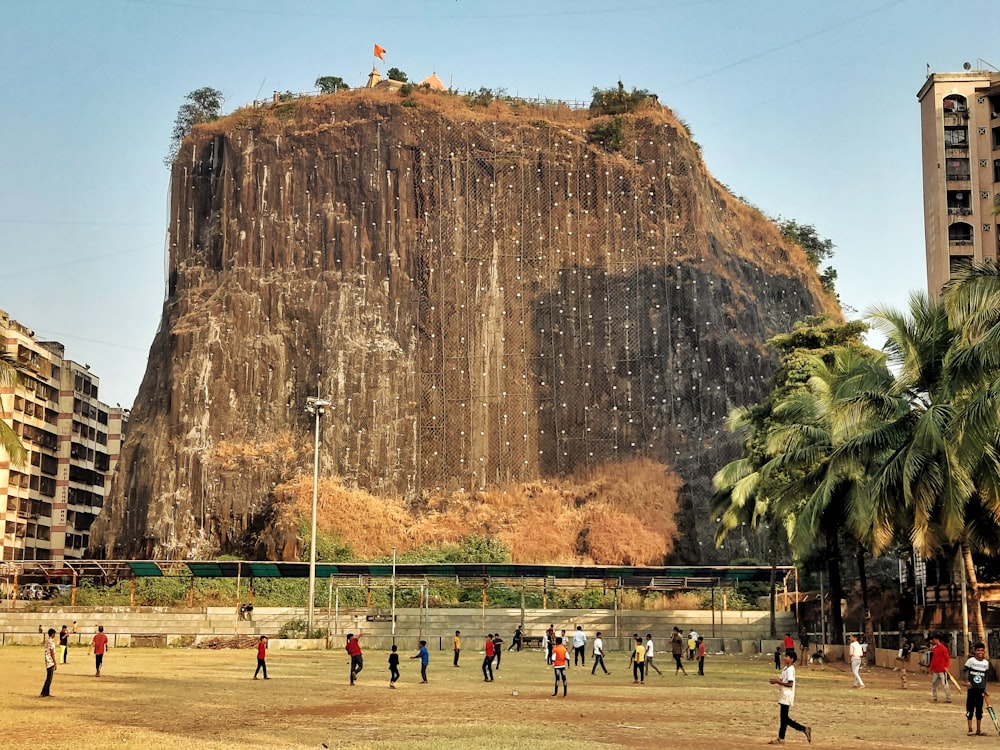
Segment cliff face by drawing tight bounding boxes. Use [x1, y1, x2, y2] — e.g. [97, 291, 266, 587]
[90, 90, 836, 560]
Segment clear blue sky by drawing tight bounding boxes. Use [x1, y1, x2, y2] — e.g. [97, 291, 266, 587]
[1, 0, 995, 407]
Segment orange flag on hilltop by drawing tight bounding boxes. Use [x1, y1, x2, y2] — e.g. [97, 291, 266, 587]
[374, 44, 386, 60]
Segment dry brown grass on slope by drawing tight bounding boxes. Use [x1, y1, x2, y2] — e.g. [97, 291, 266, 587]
[272, 458, 681, 565]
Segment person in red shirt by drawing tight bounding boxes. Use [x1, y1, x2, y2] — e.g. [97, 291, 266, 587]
[782, 632, 797, 660]
[482, 634, 495, 681]
[253, 635, 269, 680]
[89, 625, 109, 677]
[551, 636, 569, 696]
[345, 633, 364, 685]
[928, 633, 952, 702]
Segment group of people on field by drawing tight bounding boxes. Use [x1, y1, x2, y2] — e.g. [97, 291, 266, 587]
[38, 622, 109, 697]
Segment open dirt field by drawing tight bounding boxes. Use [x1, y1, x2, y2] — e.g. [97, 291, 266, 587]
[0, 643, 983, 749]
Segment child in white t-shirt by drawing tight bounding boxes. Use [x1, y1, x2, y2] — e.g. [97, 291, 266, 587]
[768, 653, 811, 744]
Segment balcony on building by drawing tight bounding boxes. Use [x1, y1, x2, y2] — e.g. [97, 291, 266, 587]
[949, 221, 974, 247]
[948, 190, 973, 216]
[946, 157, 971, 182]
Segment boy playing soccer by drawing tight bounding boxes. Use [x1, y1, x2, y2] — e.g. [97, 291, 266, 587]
[411, 640, 430, 683]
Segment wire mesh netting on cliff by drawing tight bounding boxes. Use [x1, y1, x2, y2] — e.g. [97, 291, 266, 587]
[377, 119, 813, 495]
[167, 106, 822, 509]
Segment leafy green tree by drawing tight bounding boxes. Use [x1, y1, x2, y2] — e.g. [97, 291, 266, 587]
[777, 219, 839, 298]
[713, 317, 874, 640]
[165, 87, 223, 167]
[589, 81, 653, 116]
[0, 353, 27, 467]
[315, 76, 348, 94]
[843, 270, 1000, 648]
[387, 67, 408, 82]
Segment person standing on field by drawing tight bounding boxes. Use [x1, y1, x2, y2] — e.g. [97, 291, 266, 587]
[928, 634, 951, 702]
[670, 627, 688, 675]
[411, 640, 429, 683]
[253, 635, 269, 679]
[89, 625, 109, 677]
[492, 632, 504, 670]
[591, 631, 610, 675]
[963, 641, 990, 736]
[41, 628, 57, 697]
[58, 624, 69, 664]
[482, 634, 495, 681]
[697, 636, 707, 676]
[551, 636, 569, 696]
[572, 626, 587, 667]
[768, 652, 811, 744]
[848, 633, 865, 688]
[345, 633, 364, 685]
[453, 630, 461, 667]
[630, 635, 646, 684]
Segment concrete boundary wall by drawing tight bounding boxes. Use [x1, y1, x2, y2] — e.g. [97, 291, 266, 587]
[0, 606, 795, 652]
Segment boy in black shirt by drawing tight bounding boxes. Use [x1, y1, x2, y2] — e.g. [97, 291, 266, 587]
[388, 644, 400, 688]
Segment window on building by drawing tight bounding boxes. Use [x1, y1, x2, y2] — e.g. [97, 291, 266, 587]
[949, 222, 974, 244]
[948, 190, 973, 215]
[947, 158, 971, 181]
[945, 126, 969, 148]
[943, 94, 968, 113]
[994, 126, 1000, 150]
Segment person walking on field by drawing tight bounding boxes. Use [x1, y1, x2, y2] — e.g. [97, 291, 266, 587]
[768, 652, 811, 744]
[572, 626, 587, 667]
[41, 628, 57, 697]
[645, 633, 663, 676]
[453, 630, 461, 667]
[545, 624, 556, 665]
[551, 636, 569, 696]
[253, 635, 270, 679]
[963, 641, 990, 736]
[928, 633, 951, 703]
[345, 633, 364, 685]
[411, 640, 430, 683]
[848, 633, 865, 688]
[591, 631, 610, 675]
[670, 627, 688, 675]
[482, 634, 495, 681]
[89, 625, 109, 677]
[388, 645, 400, 688]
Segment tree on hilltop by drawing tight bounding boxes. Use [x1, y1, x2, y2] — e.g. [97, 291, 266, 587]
[315, 76, 349, 94]
[164, 87, 224, 167]
[387, 67, 408, 82]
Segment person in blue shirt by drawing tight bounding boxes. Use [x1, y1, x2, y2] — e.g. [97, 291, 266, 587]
[411, 640, 430, 683]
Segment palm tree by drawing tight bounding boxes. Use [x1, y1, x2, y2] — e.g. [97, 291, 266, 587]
[0, 352, 27, 467]
[712, 319, 878, 642]
[856, 281, 1000, 647]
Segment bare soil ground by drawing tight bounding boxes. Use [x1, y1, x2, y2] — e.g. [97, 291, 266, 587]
[0, 644, 979, 749]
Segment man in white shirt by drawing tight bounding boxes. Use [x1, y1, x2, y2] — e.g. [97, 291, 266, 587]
[848, 633, 865, 688]
[688, 629, 699, 660]
[572, 626, 587, 667]
[645, 633, 663, 676]
[591, 631, 610, 675]
[768, 653, 811, 744]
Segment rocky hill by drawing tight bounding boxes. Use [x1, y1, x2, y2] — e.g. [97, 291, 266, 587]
[89, 87, 837, 561]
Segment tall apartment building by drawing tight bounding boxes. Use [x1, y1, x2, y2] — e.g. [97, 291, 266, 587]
[0, 310, 124, 561]
[918, 67, 1000, 294]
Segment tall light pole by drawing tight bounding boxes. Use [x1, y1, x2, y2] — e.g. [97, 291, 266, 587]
[305, 394, 331, 636]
